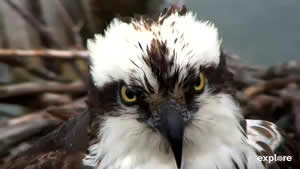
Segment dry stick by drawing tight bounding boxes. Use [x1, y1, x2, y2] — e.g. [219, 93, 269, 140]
[5, 0, 88, 83]
[52, 0, 88, 83]
[0, 49, 88, 60]
[276, 88, 300, 134]
[25, 66, 66, 82]
[228, 62, 268, 73]
[5, 0, 62, 47]
[4, 0, 75, 82]
[53, 0, 84, 48]
[0, 58, 68, 82]
[46, 97, 87, 121]
[259, 61, 300, 80]
[7, 97, 86, 126]
[0, 113, 59, 156]
[244, 94, 284, 117]
[0, 55, 70, 82]
[0, 97, 87, 156]
[0, 49, 89, 82]
[243, 75, 300, 99]
[47, 0, 86, 80]
[293, 98, 300, 135]
[0, 81, 86, 99]
[38, 93, 73, 107]
[4, 142, 32, 162]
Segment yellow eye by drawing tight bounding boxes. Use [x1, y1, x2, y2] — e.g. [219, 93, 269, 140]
[194, 73, 206, 92]
[121, 86, 137, 105]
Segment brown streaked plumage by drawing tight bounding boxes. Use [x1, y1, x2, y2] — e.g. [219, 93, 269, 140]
[5, 112, 90, 169]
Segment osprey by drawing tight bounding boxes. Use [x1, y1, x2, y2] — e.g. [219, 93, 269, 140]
[5, 6, 289, 169]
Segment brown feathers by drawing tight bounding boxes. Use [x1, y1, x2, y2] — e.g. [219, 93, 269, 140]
[4, 112, 90, 169]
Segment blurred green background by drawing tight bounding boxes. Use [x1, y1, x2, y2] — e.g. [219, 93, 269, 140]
[186, 0, 300, 65]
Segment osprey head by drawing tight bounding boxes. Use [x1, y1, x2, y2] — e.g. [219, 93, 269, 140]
[86, 7, 243, 169]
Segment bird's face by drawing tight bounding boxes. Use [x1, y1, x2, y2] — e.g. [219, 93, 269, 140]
[87, 7, 243, 169]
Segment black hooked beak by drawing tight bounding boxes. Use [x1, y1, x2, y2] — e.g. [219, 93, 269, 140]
[157, 103, 184, 169]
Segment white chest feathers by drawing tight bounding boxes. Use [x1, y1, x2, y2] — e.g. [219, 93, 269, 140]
[83, 139, 264, 169]
[82, 116, 265, 169]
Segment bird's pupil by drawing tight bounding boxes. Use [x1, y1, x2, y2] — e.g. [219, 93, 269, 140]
[126, 89, 135, 99]
[195, 77, 201, 86]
